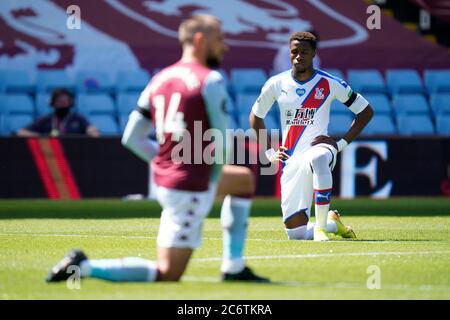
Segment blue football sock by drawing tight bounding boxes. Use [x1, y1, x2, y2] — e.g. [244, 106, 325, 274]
[220, 195, 251, 273]
[80, 257, 157, 282]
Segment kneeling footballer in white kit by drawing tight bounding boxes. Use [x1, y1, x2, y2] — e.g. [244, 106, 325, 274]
[250, 31, 374, 241]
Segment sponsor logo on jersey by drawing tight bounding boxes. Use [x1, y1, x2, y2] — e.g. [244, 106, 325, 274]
[286, 107, 316, 126]
[296, 88, 306, 97]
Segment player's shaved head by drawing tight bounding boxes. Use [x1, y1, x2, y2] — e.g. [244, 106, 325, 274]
[289, 31, 317, 50]
[178, 14, 221, 45]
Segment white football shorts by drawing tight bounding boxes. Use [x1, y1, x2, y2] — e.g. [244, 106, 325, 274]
[280, 143, 337, 222]
[155, 183, 217, 249]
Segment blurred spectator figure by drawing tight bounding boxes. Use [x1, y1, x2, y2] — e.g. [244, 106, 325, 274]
[273, 29, 321, 74]
[17, 88, 100, 137]
[441, 164, 450, 196]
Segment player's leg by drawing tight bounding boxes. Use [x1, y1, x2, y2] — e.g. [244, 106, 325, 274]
[47, 186, 210, 283]
[309, 144, 337, 241]
[216, 165, 268, 281]
[281, 160, 316, 240]
[156, 247, 193, 281]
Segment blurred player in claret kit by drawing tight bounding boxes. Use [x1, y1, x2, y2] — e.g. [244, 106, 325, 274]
[250, 32, 374, 241]
[46, 14, 268, 283]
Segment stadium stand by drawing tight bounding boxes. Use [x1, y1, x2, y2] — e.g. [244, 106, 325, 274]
[347, 69, 386, 93]
[430, 93, 450, 116]
[328, 114, 354, 136]
[89, 114, 119, 135]
[330, 100, 351, 115]
[362, 114, 397, 135]
[76, 94, 116, 117]
[386, 69, 424, 94]
[1, 114, 34, 135]
[76, 71, 113, 93]
[116, 69, 150, 93]
[397, 114, 435, 135]
[392, 93, 430, 116]
[0, 66, 449, 137]
[436, 114, 450, 135]
[363, 94, 392, 114]
[230, 68, 267, 94]
[0, 70, 34, 93]
[1, 94, 35, 116]
[36, 70, 74, 93]
[235, 92, 259, 116]
[424, 69, 450, 93]
[35, 93, 51, 116]
[116, 93, 140, 116]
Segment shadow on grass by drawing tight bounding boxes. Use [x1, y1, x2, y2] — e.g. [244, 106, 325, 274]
[0, 198, 449, 219]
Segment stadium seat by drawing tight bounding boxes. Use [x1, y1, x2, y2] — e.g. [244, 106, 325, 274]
[392, 93, 429, 116]
[347, 69, 386, 93]
[397, 114, 434, 135]
[119, 114, 129, 133]
[76, 71, 113, 93]
[2, 114, 34, 135]
[361, 114, 396, 135]
[2, 94, 34, 115]
[328, 114, 353, 136]
[76, 94, 116, 116]
[238, 114, 251, 130]
[330, 100, 350, 115]
[436, 114, 450, 135]
[116, 69, 150, 92]
[117, 93, 140, 116]
[0, 70, 34, 93]
[264, 112, 280, 131]
[385, 69, 424, 94]
[323, 69, 345, 80]
[430, 93, 450, 116]
[88, 114, 119, 135]
[230, 68, 267, 94]
[0, 94, 6, 114]
[228, 114, 240, 130]
[35, 93, 51, 116]
[0, 115, 4, 135]
[364, 93, 392, 114]
[424, 69, 450, 93]
[235, 93, 259, 116]
[36, 70, 74, 93]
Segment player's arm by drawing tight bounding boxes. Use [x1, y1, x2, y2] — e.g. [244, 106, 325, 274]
[202, 71, 229, 182]
[249, 81, 289, 163]
[341, 102, 373, 145]
[16, 128, 40, 137]
[327, 82, 374, 152]
[86, 125, 100, 137]
[121, 86, 160, 162]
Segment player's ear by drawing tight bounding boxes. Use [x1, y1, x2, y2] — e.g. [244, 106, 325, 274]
[192, 32, 204, 49]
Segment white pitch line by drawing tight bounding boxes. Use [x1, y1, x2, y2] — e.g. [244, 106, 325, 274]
[192, 250, 450, 262]
[0, 232, 444, 244]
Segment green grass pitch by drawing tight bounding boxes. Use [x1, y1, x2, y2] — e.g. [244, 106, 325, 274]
[0, 198, 449, 299]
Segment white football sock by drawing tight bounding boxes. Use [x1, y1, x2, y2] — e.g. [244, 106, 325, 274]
[311, 149, 333, 230]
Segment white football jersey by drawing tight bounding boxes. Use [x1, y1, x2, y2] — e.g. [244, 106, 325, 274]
[251, 69, 369, 158]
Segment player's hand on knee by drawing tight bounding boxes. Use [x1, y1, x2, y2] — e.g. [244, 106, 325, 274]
[311, 135, 338, 150]
[265, 146, 289, 163]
